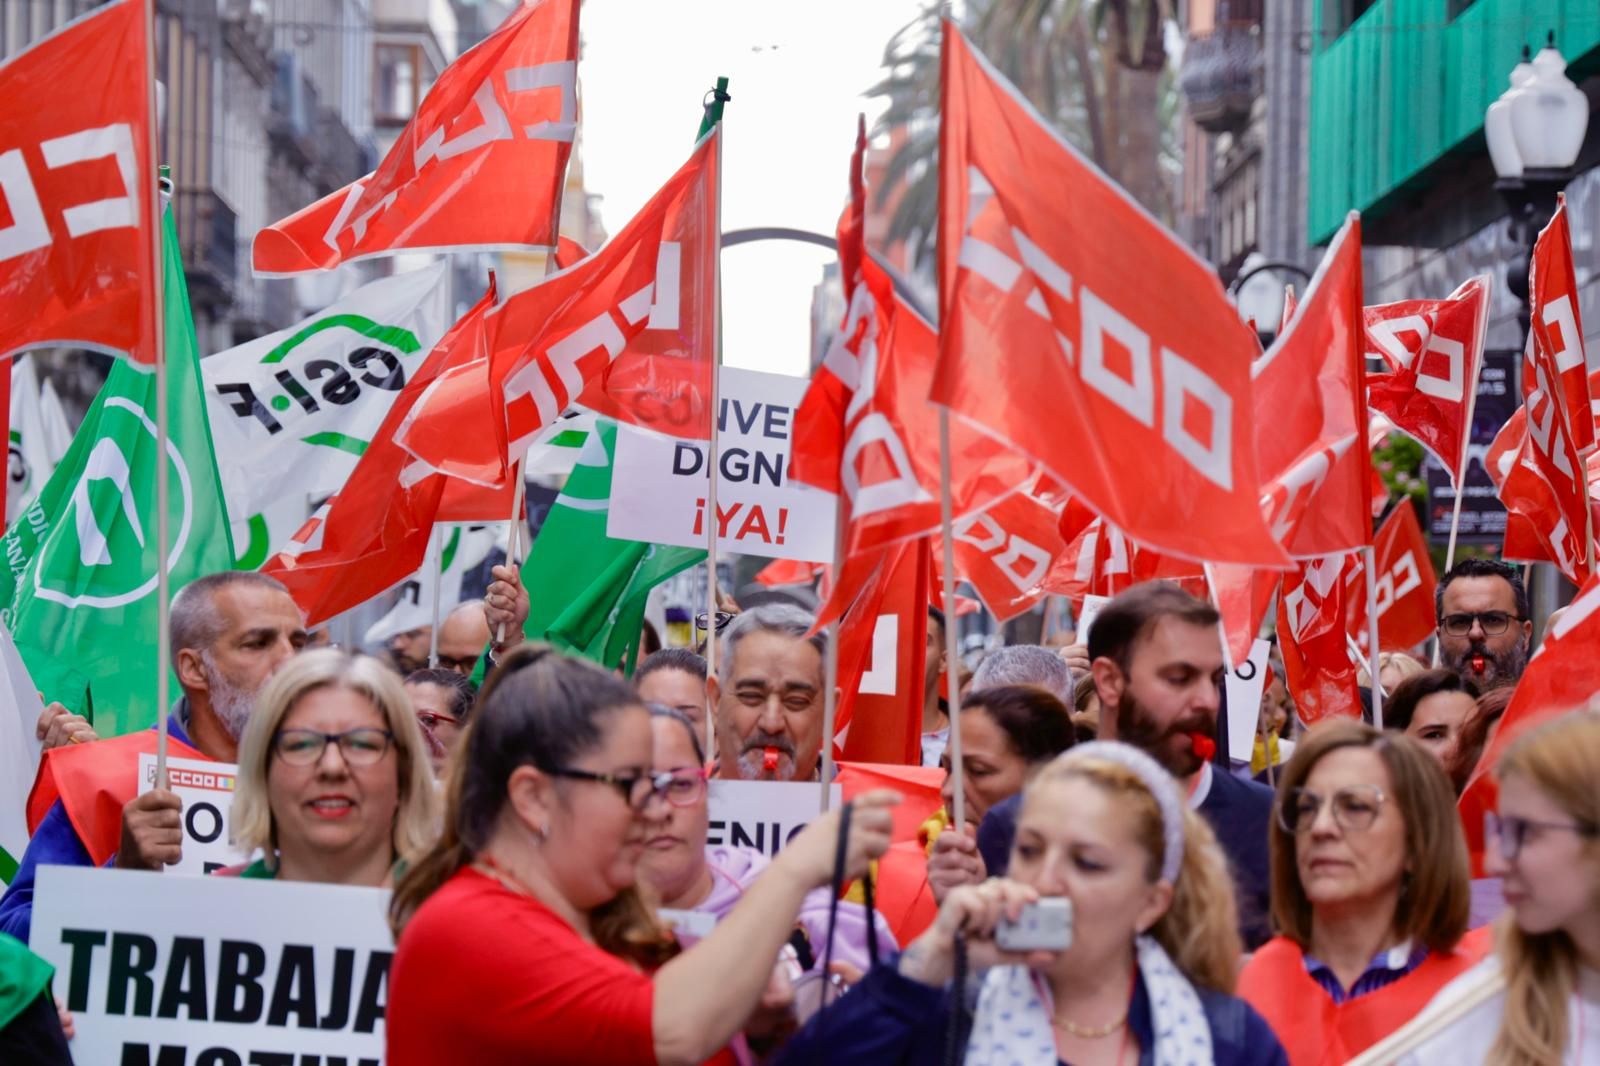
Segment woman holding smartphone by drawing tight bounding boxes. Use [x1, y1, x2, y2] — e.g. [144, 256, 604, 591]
[774, 742, 1285, 1065]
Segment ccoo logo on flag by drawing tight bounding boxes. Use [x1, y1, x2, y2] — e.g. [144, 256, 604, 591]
[32, 397, 193, 609]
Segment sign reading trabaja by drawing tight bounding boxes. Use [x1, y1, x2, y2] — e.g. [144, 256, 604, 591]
[32, 866, 393, 1066]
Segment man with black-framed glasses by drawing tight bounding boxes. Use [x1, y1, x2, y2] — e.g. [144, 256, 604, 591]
[1435, 558, 1534, 690]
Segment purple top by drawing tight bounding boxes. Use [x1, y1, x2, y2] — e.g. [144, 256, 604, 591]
[1303, 939, 1429, 1005]
[687, 845, 898, 975]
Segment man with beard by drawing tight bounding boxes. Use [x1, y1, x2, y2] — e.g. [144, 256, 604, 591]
[1435, 558, 1532, 691]
[0, 572, 307, 942]
[709, 604, 827, 782]
[1087, 582, 1274, 947]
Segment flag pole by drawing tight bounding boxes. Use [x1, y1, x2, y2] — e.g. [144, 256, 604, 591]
[149, 6, 172, 785]
[1444, 347, 1485, 573]
[818, 512, 844, 812]
[494, 467, 525, 647]
[699, 82, 728, 762]
[938, 410, 965, 830]
[428, 526, 443, 668]
[1364, 545, 1383, 729]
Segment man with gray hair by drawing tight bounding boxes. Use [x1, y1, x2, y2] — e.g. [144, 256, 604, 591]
[708, 603, 829, 782]
[0, 571, 306, 943]
[969, 644, 1074, 704]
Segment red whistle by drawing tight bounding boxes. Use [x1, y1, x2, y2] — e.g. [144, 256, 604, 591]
[763, 746, 780, 772]
[1189, 733, 1216, 761]
[1471, 656, 1487, 675]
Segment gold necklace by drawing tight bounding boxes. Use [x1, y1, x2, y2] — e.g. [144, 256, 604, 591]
[1051, 1011, 1128, 1039]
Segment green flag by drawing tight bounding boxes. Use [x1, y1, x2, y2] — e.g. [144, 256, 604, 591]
[523, 419, 702, 674]
[0, 209, 237, 737]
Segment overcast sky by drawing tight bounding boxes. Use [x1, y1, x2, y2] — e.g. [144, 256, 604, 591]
[578, 0, 926, 379]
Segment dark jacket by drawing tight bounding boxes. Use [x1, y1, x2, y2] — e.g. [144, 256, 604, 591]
[774, 958, 1288, 1066]
[975, 766, 1275, 949]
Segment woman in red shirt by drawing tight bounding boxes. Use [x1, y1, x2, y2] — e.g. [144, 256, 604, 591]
[386, 644, 897, 1066]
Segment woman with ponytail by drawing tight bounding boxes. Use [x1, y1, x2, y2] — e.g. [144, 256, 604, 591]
[385, 645, 898, 1066]
[773, 742, 1286, 1064]
[1368, 708, 1600, 1065]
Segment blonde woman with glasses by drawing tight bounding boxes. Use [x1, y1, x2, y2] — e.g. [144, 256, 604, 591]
[1360, 708, 1600, 1065]
[222, 648, 438, 884]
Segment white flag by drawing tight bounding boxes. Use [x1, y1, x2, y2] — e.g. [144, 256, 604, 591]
[0, 621, 45, 883]
[7, 356, 57, 525]
[202, 263, 451, 523]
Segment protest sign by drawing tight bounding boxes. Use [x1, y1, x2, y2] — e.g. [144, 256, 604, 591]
[1223, 639, 1272, 765]
[1075, 595, 1111, 644]
[32, 866, 392, 1065]
[608, 366, 838, 562]
[138, 755, 248, 876]
[706, 779, 842, 858]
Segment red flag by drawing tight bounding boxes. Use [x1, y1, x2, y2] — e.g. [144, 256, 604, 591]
[1528, 199, 1595, 458]
[1492, 324, 1596, 586]
[253, 0, 579, 275]
[793, 118, 1025, 631]
[0, 0, 157, 365]
[949, 491, 1064, 622]
[1458, 574, 1600, 874]
[1207, 562, 1280, 669]
[754, 558, 822, 588]
[397, 130, 719, 489]
[265, 284, 498, 626]
[1364, 276, 1492, 484]
[1277, 552, 1364, 724]
[1347, 504, 1438, 654]
[933, 22, 1287, 569]
[834, 538, 931, 765]
[1253, 215, 1373, 556]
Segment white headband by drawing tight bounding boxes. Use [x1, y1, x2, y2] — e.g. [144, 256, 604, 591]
[1057, 741, 1185, 884]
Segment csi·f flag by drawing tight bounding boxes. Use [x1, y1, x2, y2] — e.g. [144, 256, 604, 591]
[0, 0, 158, 365]
[0, 210, 236, 737]
[201, 263, 451, 522]
[522, 419, 702, 672]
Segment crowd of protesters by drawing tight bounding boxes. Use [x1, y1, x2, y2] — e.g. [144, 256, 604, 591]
[0, 555, 1596, 1066]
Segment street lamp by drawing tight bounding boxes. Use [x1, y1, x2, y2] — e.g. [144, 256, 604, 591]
[1487, 34, 1590, 336]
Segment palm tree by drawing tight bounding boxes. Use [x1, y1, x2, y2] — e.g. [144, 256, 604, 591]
[867, 0, 1176, 272]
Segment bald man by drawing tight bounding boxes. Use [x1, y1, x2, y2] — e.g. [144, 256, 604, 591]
[435, 600, 492, 675]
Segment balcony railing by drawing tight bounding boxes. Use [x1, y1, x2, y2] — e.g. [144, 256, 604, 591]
[174, 186, 238, 311]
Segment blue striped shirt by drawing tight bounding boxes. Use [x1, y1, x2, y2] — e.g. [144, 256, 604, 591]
[1303, 939, 1429, 1005]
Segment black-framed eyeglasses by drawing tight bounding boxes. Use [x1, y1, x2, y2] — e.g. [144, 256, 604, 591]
[1439, 611, 1523, 637]
[273, 728, 395, 767]
[1484, 812, 1599, 861]
[547, 766, 677, 809]
[1278, 784, 1387, 834]
[695, 611, 734, 634]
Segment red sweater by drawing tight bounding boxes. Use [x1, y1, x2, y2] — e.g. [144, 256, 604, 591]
[387, 867, 664, 1065]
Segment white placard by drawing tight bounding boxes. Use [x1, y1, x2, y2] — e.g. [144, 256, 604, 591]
[137, 755, 249, 876]
[607, 366, 838, 561]
[1075, 594, 1111, 644]
[1224, 639, 1272, 764]
[706, 779, 842, 858]
[32, 866, 391, 1064]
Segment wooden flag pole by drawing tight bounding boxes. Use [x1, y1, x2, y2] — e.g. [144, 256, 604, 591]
[1364, 545, 1384, 729]
[938, 410, 965, 830]
[493, 465, 526, 647]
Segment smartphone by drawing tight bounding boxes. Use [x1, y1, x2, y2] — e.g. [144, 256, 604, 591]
[995, 897, 1073, 952]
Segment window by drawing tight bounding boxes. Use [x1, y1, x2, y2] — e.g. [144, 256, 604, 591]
[375, 42, 422, 125]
